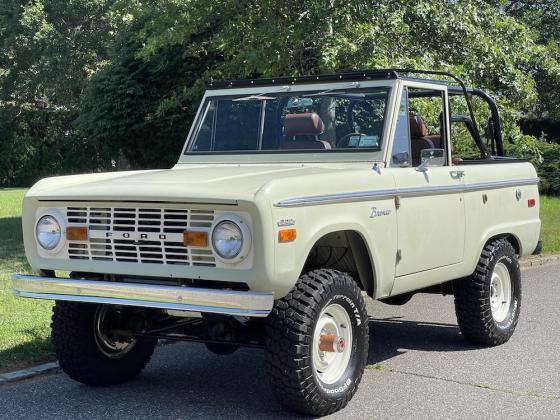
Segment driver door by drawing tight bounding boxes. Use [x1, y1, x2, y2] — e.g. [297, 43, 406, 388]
[389, 83, 465, 277]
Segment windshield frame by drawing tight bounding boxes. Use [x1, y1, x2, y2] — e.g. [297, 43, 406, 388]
[177, 79, 398, 165]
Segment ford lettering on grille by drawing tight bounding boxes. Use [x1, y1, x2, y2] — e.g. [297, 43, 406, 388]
[66, 206, 216, 267]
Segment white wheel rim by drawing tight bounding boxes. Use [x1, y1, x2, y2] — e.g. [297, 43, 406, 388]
[312, 303, 353, 385]
[490, 262, 512, 323]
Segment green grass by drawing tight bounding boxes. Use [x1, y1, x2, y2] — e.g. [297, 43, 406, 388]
[0, 189, 53, 372]
[0, 189, 558, 372]
[540, 196, 560, 254]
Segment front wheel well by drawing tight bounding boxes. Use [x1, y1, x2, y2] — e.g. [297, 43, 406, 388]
[302, 230, 375, 296]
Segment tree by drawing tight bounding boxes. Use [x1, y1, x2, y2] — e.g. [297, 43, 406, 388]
[3, 0, 560, 189]
[500, 0, 560, 119]
[77, 12, 218, 168]
[0, 0, 117, 186]
[94, 0, 556, 145]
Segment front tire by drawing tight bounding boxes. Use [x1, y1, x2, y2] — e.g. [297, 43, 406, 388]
[265, 269, 369, 416]
[454, 239, 521, 346]
[52, 302, 157, 386]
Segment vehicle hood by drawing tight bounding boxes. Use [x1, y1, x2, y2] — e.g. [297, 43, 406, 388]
[26, 164, 347, 204]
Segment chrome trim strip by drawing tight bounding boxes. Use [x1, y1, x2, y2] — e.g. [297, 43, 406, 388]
[274, 177, 539, 207]
[396, 183, 465, 197]
[464, 178, 540, 192]
[274, 188, 397, 207]
[12, 275, 273, 317]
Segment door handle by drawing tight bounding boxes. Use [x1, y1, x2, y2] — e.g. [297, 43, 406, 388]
[450, 170, 465, 179]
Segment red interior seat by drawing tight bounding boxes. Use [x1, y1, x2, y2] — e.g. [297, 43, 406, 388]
[281, 113, 331, 150]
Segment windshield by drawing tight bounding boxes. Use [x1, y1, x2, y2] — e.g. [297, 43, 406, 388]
[185, 88, 389, 154]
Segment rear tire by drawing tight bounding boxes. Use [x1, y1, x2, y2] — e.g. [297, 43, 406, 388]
[454, 239, 521, 346]
[52, 302, 157, 386]
[265, 269, 369, 416]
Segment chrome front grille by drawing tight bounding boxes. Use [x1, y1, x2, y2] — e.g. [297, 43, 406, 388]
[66, 207, 216, 267]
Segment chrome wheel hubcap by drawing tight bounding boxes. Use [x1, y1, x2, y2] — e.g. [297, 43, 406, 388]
[94, 306, 137, 358]
[490, 262, 512, 323]
[312, 303, 353, 385]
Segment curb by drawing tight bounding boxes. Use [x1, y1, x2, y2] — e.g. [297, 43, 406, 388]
[0, 362, 59, 387]
[0, 340, 176, 387]
[519, 254, 560, 270]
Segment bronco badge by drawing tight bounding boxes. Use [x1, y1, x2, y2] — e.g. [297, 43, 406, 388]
[369, 207, 391, 218]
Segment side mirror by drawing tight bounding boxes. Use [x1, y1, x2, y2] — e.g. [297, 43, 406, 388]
[417, 148, 445, 172]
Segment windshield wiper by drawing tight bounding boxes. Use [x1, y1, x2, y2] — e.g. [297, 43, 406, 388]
[302, 82, 364, 97]
[233, 94, 276, 101]
[232, 86, 291, 101]
[302, 89, 335, 97]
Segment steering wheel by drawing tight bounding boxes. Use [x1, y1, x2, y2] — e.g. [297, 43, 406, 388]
[337, 132, 367, 149]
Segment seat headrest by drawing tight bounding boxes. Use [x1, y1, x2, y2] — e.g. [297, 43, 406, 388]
[284, 113, 325, 136]
[409, 115, 428, 138]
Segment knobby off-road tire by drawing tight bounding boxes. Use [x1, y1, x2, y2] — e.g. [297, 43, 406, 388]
[454, 239, 521, 346]
[52, 302, 157, 386]
[265, 269, 369, 416]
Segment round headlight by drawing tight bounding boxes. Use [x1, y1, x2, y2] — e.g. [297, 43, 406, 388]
[211, 221, 243, 260]
[36, 215, 62, 251]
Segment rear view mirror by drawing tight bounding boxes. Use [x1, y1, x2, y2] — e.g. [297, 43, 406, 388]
[286, 97, 314, 110]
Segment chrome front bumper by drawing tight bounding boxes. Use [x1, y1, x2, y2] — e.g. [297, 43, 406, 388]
[12, 274, 274, 317]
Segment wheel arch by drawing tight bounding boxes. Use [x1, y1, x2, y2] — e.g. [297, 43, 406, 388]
[482, 232, 521, 256]
[298, 228, 377, 297]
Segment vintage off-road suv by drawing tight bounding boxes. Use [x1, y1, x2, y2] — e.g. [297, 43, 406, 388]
[13, 70, 540, 416]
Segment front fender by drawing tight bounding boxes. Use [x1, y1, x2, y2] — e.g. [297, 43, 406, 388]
[271, 198, 397, 299]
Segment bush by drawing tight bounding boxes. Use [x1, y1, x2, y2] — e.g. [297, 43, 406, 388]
[0, 106, 112, 187]
[519, 118, 560, 144]
[508, 134, 560, 196]
[538, 143, 560, 196]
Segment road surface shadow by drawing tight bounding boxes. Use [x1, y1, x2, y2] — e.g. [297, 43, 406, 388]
[2, 318, 486, 419]
[1, 343, 309, 419]
[368, 316, 482, 365]
[1, 305, 482, 418]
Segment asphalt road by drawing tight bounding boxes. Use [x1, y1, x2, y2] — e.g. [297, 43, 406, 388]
[0, 264, 558, 419]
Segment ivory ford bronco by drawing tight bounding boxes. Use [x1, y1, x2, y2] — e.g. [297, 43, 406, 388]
[13, 70, 540, 416]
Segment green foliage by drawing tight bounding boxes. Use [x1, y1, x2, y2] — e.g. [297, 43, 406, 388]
[0, 189, 53, 371]
[540, 195, 560, 254]
[0, 105, 112, 186]
[2, 0, 560, 184]
[77, 16, 216, 167]
[506, 134, 560, 196]
[537, 142, 560, 196]
[504, 0, 560, 119]
[519, 117, 560, 143]
[0, 0, 116, 107]
[0, 0, 116, 186]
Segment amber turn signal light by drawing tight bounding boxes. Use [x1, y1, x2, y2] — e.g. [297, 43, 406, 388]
[278, 228, 297, 243]
[183, 230, 209, 247]
[66, 226, 88, 241]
